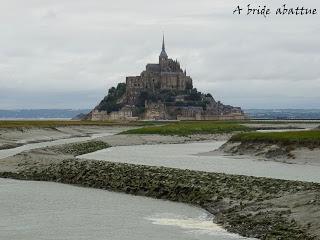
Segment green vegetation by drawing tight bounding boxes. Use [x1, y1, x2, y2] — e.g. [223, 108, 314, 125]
[0, 120, 163, 129]
[53, 141, 110, 156]
[230, 130, 320, 147]
[121, 121, 250, 136]
[134, 88, 210, 109]
[97, 83, 127, 113]
[95, 82, 217, 113]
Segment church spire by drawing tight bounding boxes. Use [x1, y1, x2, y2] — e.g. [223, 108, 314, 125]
[162, 34, 165, 51]
[159, 33, 168, 59]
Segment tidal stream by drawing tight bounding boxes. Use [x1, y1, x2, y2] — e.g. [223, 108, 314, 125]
[1, 129, 316, 239]
[0, 131, 254, 239]
[80, 141, 320, 183]
[0, 178, 251, 240]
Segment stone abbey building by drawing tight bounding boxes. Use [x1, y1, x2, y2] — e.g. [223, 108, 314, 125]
[125, 36, 193, 105]
[91, 36, 245, 121]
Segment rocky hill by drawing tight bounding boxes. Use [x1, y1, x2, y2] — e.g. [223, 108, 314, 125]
[87, 37, 245, 121]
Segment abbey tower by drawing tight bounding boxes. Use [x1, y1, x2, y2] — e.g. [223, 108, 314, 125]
[125, 35, 193, 104]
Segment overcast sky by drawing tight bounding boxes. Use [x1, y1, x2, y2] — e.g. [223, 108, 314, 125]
[1, 0, 319, 109]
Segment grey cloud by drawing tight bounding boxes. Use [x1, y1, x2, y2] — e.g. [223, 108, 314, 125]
[0, 0, 319, 109]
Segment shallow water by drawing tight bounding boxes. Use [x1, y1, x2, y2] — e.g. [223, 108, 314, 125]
[80, 141, 320, 183]
[0, 178, 251, 240]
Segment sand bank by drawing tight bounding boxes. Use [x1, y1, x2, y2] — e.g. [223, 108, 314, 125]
[0, 126, 130, 150]
[218, 140, 320, 166]
[1, 125, 320, 239]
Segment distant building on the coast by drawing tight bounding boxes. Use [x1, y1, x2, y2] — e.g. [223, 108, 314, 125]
[88, 35, 245, 121]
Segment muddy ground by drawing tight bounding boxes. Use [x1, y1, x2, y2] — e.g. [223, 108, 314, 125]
[1, 123, 320, 239]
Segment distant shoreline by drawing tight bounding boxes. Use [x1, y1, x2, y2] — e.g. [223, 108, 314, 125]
[0, 118, 72, 120]
[1, 108, 320, 121]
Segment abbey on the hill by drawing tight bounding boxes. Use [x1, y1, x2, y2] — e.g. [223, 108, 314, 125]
[126, 35, 193, 105]
[90, 36, 245, 121]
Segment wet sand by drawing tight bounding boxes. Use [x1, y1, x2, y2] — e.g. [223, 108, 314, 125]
[218, 141, 320, 166]
[1, 124, 320, 239]
[0, 125, 131, 150]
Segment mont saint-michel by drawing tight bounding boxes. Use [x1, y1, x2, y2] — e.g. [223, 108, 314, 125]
[88, 37, 245, 121]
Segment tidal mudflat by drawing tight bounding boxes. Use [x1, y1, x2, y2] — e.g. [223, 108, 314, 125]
[1, 121, 320, 239]
[79, 141, 320, 183]
[0, 124, 131, 150]
[220, 130, 320, 166]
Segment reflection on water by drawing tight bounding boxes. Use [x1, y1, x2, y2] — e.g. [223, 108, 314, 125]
[0, 178, 251, 240]
[79, 141, 320, 183]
